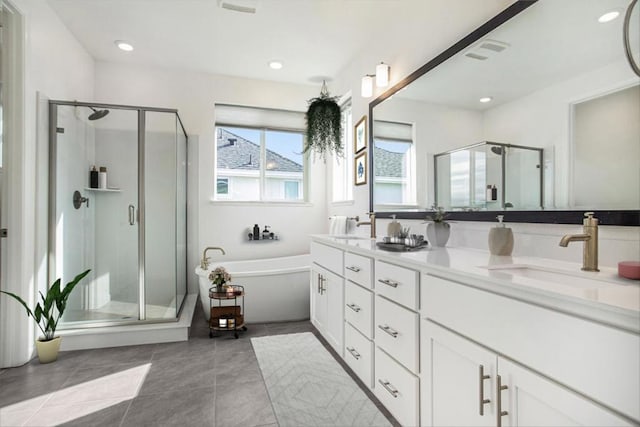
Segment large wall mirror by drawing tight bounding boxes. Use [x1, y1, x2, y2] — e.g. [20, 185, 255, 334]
[369, 0, 640, 225]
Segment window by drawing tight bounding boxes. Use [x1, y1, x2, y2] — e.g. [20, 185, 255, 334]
[373, 121, 416, 206]
[214, 105, 306, 202]
[332, 100, 353, 202]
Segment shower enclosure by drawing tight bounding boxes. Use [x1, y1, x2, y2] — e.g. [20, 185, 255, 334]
[434, 141, 543, 211]
[49, 101, 188, 327]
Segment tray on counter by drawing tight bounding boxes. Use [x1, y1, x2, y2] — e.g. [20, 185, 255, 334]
[376, 241, 429, 252]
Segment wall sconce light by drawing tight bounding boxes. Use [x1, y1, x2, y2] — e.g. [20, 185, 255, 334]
[361, 62, 390, 97]
[361, 74, 374, 98]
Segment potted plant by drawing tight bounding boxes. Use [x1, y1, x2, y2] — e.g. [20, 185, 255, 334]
[0, 269, 91, 363]
[424, 205, 451, 247]
[303, 81, 342, 160]
[209, 266, 232, 293]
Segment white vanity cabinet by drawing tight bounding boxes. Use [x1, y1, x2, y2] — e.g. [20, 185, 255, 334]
[422, 320, 633, 427]
[421, 273, 639, 426]
[310, 242, 344, 356]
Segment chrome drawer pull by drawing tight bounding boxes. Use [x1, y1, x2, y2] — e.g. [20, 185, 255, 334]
[346, 303, 362, 313]
[346, 266, 362, 273]
[346, 347, 361, 360]
[377, 324, 399, 338]
[479, 365, 491, 416]
[497, 374, 509, 427]
[378, 379, 399, 398]
[377, 278, 398, 288]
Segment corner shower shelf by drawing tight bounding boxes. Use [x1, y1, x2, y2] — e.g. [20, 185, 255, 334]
[84, 187, 121, 193]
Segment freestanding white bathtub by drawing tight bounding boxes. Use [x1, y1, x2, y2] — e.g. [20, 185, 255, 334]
[195, 254, 310, 323]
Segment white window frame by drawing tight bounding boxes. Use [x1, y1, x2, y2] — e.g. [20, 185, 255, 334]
[373, 125, 417, 209]
[331, 95, 353, 204]
[213, 123, 308, 203]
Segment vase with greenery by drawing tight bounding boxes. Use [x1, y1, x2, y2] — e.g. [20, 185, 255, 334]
[304, 81, 342, 160]
[0, 269, 91, 363]
[424, 205, 451, 247]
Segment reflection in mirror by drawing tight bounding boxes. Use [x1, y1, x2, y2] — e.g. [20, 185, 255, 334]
[434, 142, 542, 211]
[371, 0, 640, 217]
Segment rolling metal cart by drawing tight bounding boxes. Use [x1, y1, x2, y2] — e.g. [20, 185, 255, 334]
[208, 285, 247, 339]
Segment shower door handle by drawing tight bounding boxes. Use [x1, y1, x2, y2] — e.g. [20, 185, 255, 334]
[128, 205, 136, 225]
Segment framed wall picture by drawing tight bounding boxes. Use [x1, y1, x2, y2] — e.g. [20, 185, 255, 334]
[354, 151, 367, 186]
[354, 115, 367, 153]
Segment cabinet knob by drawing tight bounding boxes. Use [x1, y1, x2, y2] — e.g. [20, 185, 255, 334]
[346, 266, 362, 273]
[378, 324, 399, 338]
[346, 303, 361, 313]
[346, 346, 361, 360]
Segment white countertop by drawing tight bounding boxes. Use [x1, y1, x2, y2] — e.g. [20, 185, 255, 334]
[311, 235, 640, 333]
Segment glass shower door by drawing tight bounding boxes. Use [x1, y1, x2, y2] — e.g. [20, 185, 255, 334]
[53, 104, 140, 324]
[143, 111, 186, 320]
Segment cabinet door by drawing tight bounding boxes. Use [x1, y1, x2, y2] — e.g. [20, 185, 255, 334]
[498, 357, 633, 427]
[310, 265, 327, 334]
[324, 267, 344, 356]
[422, 320, 495, 427]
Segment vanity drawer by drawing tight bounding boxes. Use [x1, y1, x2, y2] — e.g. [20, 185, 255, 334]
[344, 252, 373, 289]
[375, 260, 419, 310]
[345, 281, 373, 339]
[375, 346, 419, 427]
[311, 241, 343, 275]
[344, 322, 374, 389]
[375, 295, 419, 373]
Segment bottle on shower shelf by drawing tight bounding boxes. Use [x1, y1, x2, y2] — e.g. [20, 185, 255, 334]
[90, 166, 99, 188]
[98, 166, 108, 189]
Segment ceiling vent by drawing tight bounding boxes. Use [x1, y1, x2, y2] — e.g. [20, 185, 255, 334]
[464, 39, 510, 61]
[217, 0, 258, 14]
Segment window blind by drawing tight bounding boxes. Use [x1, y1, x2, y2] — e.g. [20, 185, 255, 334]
[214, 104, 305, 131]
[373, 120, 413, 142]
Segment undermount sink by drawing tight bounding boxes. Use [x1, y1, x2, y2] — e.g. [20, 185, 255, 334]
[482, 264, 615, 290]
[329, 235, 371, 240]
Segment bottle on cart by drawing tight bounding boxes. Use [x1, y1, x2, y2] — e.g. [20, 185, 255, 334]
[253, 224, 260, 240]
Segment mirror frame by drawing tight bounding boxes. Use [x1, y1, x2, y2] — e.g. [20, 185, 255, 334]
[368, 0, 639, 226]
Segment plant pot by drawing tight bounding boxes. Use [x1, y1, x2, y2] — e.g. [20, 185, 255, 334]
[35, 336, 61, 364]
[427, 222, 450, 247]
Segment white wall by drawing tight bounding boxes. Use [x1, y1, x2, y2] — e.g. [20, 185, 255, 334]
[483, 59, 639, 208]
[2, 0, 94, 367]
[93, 62, 327, 293]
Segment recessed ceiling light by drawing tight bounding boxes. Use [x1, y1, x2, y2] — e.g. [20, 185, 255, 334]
[115, 40, 134, 52]
[480, 97, 493, 103]
[598, 10, 620, 23]
[268, 61, 283, 70]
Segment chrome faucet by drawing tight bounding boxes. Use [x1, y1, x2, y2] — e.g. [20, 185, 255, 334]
[356, 212, 376, 239]
[559, 212, 599, 272]
[201, 246, 225, 270]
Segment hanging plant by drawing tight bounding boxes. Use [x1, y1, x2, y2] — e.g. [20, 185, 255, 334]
[304, 81, 342, 160]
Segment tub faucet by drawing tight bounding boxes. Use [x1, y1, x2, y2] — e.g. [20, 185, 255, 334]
[559, 212, 599, 272]
[201, 246, 225, 270]
[356, 212, 376, 239]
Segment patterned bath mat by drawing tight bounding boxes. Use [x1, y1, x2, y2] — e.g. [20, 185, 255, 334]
[251, 332, 391, 427]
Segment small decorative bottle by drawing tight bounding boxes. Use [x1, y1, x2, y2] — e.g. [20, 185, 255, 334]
[488, 215, 514, 256]
[90, 166, 99, 188]
[98, 166, 108, 189]
[253, 224, 260, 240]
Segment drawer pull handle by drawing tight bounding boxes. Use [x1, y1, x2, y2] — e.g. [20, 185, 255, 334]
[346, 266, 361, 273]
[496, 374, 509, 427]
[378, 278, 398, 288]
[346, 347, 361, 360]
[377, 324, 399, 338]
[378, 379, 399, 398]
[346, 303, 362, 313]
[479, 365, 491, 416]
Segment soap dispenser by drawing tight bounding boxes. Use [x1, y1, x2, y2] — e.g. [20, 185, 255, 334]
[387, 214, 402, 237]
[488, 215, 514, 256]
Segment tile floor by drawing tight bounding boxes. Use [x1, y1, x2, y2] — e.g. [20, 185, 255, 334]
[0, 303, 399, 427]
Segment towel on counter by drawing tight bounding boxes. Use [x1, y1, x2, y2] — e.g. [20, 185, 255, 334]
[329, 216, 348, 235]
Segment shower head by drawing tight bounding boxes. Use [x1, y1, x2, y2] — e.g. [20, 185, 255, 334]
[88, 106, 109, 121]
[490, 146, 503, 155]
